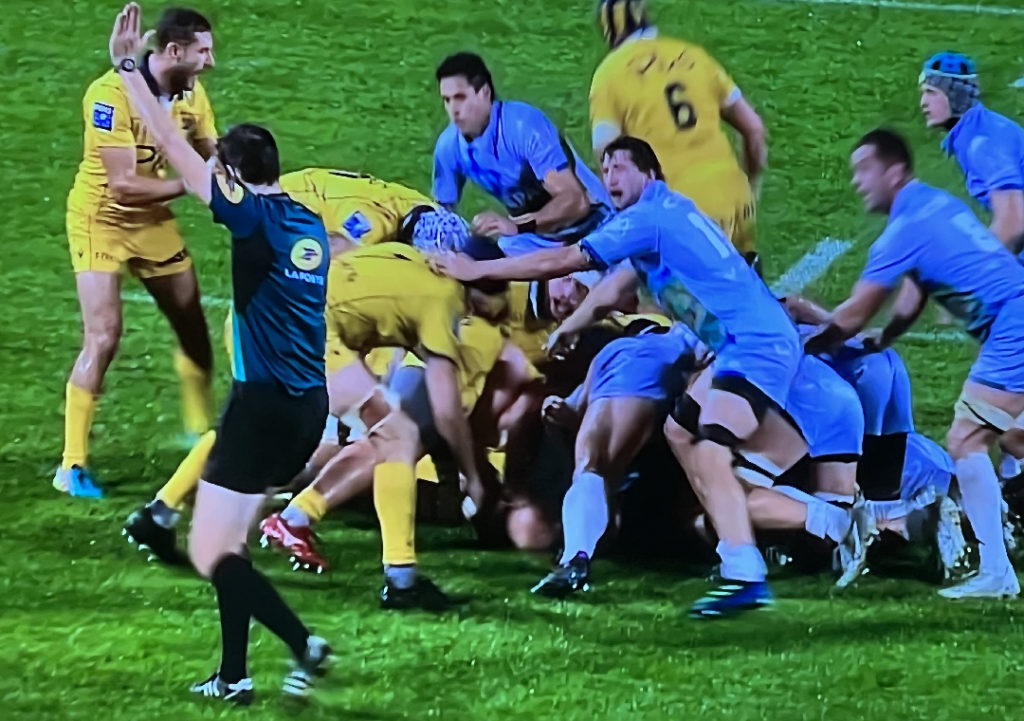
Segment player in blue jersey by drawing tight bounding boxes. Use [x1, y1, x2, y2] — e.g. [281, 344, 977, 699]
[920, 52, 1024, 254]
[807, 128, 1024, 599]
[531, 321, 702, 597]
[111, 5, 333, 704]
[434, 136, 802, 618]
[433, 52, 612, 256]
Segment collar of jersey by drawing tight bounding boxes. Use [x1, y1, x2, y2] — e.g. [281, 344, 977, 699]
[139, 52, 184, 101]
[621, 26, 659, 46]
[941, 103, 984, 156]
[889, 179, 923, 219]
[465, 101, 502, 156]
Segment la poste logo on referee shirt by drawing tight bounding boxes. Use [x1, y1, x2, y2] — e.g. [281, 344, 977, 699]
[286, 238, 325, 285]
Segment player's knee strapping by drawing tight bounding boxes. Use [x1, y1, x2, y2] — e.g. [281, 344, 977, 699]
[373, 461, 417, 566]
[954, 389, 1024, 433]
[698, 423, 742, 449]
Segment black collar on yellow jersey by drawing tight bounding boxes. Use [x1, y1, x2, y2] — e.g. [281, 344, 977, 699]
[139, 52, 185, 100]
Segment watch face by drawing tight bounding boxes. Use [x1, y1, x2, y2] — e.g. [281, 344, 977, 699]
[121, 58, 136, 71]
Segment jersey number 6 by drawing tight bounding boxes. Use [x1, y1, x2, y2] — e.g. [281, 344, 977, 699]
[664, 83, 697, 131]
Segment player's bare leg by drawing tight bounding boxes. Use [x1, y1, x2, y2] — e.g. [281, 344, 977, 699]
[533, 397, 656, 598]
[57, 270, 123, 497]
[141, 268, 214, 438]
[941, 381, 1024, 598]
[261, 439, 378, 573]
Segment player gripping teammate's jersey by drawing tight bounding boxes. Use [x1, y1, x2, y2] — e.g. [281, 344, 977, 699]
[68, 55, 216, 277]
[589, 0, 762, 254]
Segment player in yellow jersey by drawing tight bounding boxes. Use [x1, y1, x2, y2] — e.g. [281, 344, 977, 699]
[58, 7, 218, 497]
[589, 0, 767, 261]
[260, 317, 545, 606]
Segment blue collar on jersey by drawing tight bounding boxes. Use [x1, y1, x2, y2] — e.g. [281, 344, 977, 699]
[888, 179, 924, 220]
[941, 103, 985, 156]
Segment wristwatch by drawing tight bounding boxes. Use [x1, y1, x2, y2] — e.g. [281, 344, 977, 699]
[118, 58, 137, 72]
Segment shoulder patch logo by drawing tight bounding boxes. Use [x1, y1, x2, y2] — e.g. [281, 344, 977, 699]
[93, 102, 115, 131]
[290, 237, 325, 271]
[342, 211, 372, 241]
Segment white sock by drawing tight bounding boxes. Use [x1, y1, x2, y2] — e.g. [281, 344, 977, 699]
[775, 485, 850, 542]
[559, 471, 608, 565]
[956, 453, 1011, 575]
[717, 541, 767, 583]
[280, 505, 311, 528]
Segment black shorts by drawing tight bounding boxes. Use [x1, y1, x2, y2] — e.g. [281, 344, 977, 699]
[204, 381, 328, 494]
[387, 366, 459, 479]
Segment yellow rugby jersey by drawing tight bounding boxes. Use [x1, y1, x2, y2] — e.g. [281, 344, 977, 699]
[401, 316, 506, 414]
[590, 33, 743, 193]
[326, 242, 466, 363]
[68, 67, 216, 226]
[502, 281, 557, 367]
[280, 168, 434, 246]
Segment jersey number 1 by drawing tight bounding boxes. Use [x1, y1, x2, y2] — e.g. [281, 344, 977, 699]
[665, 83, 697, 130]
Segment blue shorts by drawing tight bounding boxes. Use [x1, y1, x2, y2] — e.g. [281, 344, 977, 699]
[784, 355, 864, 459]
[711, 330, 802, 409]
[899, 432, 954, 500]
[970, 296, 1024, 393]
[827, 347, 915, 436]
[588, 328, 695, 409]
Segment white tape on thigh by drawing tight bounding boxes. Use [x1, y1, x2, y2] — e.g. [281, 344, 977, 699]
[954, 390, 1017, 432]
[321, 414, 340, 444]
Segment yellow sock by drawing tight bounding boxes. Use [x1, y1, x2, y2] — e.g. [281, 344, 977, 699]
[156, 430, 216, 510]
[174, 349, 213, 436]
[415, 456, 439, 483]
[373, 461, 417, 565]
[62, 383, 97, 470]
[291, 487, 328, 524]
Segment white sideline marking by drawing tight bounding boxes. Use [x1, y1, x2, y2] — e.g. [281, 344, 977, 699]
[761, 0, 1024, 17]
[769, 238, 853, 296]
[904, 329, 968, 341]
[122, 290, 231, 309]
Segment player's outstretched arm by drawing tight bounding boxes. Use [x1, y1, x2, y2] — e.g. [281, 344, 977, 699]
[423, 355, 484, 507]
[434, 244, 594, 284]
[805, 280, 891, 355]
[111, 3, 212, 204]
[879, 277, 928, 347]
[547, 266, 639, 357]
[721, 96, 767, 181]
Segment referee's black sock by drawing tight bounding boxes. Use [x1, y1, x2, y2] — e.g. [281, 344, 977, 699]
[214, 553, 311, 663]
[211, 554, 252, 684]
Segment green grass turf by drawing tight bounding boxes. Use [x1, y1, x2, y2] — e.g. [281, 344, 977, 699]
[4, 0, 1024, 718]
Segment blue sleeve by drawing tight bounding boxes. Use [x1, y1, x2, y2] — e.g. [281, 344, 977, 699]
[860, 225, 920, 289]
[517, 106, 572, 180]
[432, 130, 465, 207]
[967, 135, 1024, 192]
[580, 213, 654, 270]
[210, 174, 260, 237]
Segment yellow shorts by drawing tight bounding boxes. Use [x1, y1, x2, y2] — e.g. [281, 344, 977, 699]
[325, 329, 399, 376]
[672, 168, 756, 255]
[67, 212, 192, 279]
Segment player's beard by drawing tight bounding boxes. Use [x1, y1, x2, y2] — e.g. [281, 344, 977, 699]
[167, 65, 198, 95]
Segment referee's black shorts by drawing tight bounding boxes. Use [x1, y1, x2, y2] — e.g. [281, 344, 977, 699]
[204, 381, 328, 495]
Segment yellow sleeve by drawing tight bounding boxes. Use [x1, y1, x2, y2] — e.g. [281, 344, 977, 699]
[589, 62, 623, 150]
[703, 50, 740, 108]
[192, 82, 218, 141]
[84, 81, 134, 149]
[414, 282, 465, 363]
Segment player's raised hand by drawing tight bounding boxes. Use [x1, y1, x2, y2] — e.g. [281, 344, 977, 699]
[472, 210, 517, 239]
[541, 396, 576, 428]
[110, 3, 143, 66]
[429, 251, 483, 282]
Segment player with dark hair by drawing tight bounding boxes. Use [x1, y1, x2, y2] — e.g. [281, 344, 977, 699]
[58, 5, 219, 497]
[590, 0, 766, 263]
[110, 4, 333, 703]
[434, 136, 804, 618]
[807, 127, 1024, 598]
[433, 52, 612, 256]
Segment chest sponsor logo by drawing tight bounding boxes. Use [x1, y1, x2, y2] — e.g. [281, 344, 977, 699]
[290, 237, 325, 271]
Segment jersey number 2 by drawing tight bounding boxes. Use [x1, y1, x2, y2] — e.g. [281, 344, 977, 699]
[665, 83, 697, 130]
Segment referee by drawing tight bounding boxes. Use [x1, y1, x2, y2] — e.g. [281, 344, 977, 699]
[111, 5, 331, 704]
